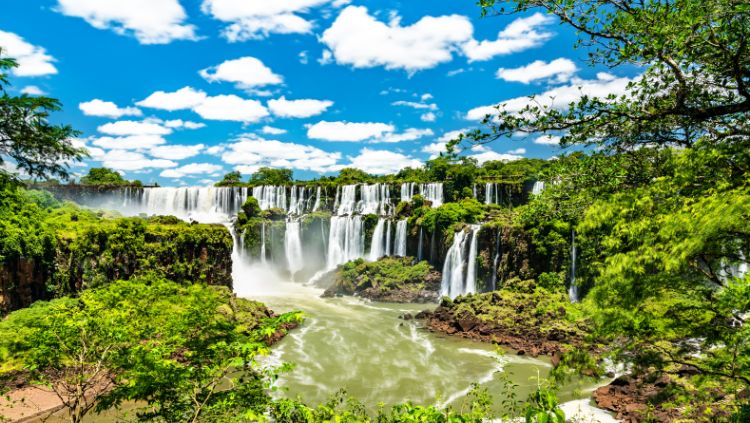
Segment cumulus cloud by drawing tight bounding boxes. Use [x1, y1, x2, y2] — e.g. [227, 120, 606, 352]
[392, 100, 438, 111]
[261, 125, 287, 135]
[100, 150, 177, 171]
[307, 121, 395, 142]
[421, 128, 469, 158]
[136, 86, 208, 111]
[91, 135, 167, 149]
[79, 99, 142, 118]
[466, 73, 635, 120]
[21, 86, 46, 95]
[149, 144, 205, 160]
[470, 150, 523, 164]
[321, 6, 473, 72]
[268, 96, 333, 118]
[162, 119, 205, 129]
[221, 135, 341, 172]
[192, 94, 269, 122]
[462, 13, 554, 62]
[0, 30, 57, 76]
[496, 58, 577, 84]
[533, 135, 561, 145]
[201, 0, 342, 41]
[347, 148, 422, 174]
[98, 120, 172, 136]
[160, 162, 222, 178]
[420, 112, 436, 122]
[200, 57, 282, 89]
[56, 0, 198, 44]
[380, 128, 434, 143]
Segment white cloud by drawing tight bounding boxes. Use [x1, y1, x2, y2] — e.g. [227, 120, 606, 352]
[136, 86, 208, 111]
[149, 144, 205, 160]
[307, 120, 395, 142]
[262, 125, 287, 135]
[420, 112, 436, 122]
[21, 86, 46, 95]
[380, 128, 434, 143]
[56, 0, 198, 44]
[201, 0, 340, 41]
[192, 94, 269, 122]
[392, 100, 437, 111]
[221, 135, 341, 172]
[466, 73, 635, 120]
[462, 13, 554, 62]
[421, 129, 469, 158]
[470, 151, 523, 164]
[321, 6, 473, 72]
[496, 58, 577, 84]
[508, 147, 526, 154]
[92, 135, 167, 149]
[79, 99, 142, 118]
[533, 135, 561, 145]
[200, 57, 282, 89]
[162, 119, 206, 129]
[0, 30, 57, 76]
[318, 50, 333, 65]
[98, 120, 172, 136]
[160, 162, 222, 178]
[268, 96, 333, 118]
[347, 148, 422, 174]
[298, 51, 309, 64]
[96, 150, 177, 171]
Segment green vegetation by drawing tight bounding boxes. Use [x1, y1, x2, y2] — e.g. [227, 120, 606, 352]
[325, 257, 440, 302]
[80, 167, 140, 186]
[0, 277, 303, 423]
[250, 167, 294, 185]
[0, 49, 84, 185]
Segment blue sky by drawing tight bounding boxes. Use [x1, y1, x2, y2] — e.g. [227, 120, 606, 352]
[0, 0, 637, 185]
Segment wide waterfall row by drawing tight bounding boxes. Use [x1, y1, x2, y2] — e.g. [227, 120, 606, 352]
[400, 183, 444, 207]
[334, 184, 392, 216]
[122, 187, 249, 222]
[441, 225, 481, 299]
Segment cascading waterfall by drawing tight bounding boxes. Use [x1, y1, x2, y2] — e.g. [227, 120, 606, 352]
[484, 183, 494, 205]
[336, 185, 358, 215]
[285, 219, 304, 277]
[138, 187, 248, 221]
[569, 230, 579, 303]
[532, 181, 546, 196]
[360, 184, 390, 215]
[369, 218, 387, 261]
[384, 220, 392, 256]
[288, 186, 308, 216]
[312, 187, 322, 212]
[417, 227, 424, 261]
[441, 225, 481, 299]
[326, 216, 364, 269]
[400, 183, 444, 207]
[394, 219, 408, 256]
[260, 223, 267, 264]
[252, 185, 287, 211]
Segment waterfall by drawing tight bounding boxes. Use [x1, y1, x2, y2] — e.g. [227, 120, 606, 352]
[569, 230, 579, 303]
[472, 184, 477, 199]
[137, 187, 247, 222]
[394, 219, 407, 256]
[441, 225, 481, 299]
[312, 187, 321, 212]
[400, 183, 443, 207]
[369, 218, 387, 261]
[285, 219, 304, 277]
[491, 230, 501, 291]
[464, 226, 480, 294]
[260, 222, 267, 264]
[252, 185, 287, 211]
[360, 183, 390, 215]
[532, 181, 545, 196]
[288, 186, 307, 215]
[336, 185, 357, 215]
[484, 183, 494, 205]
[326, 216, 364, 269]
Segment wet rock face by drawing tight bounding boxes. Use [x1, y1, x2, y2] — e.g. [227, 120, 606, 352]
[0, 258, 52, 314]
[593, 374, 682, 423]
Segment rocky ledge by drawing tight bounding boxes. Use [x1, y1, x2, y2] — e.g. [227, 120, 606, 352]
[418, 281, 587, 357]
[322, 256, 441, 303]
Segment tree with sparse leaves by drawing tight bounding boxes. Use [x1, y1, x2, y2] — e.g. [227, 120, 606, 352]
[0, 49, 84, 185]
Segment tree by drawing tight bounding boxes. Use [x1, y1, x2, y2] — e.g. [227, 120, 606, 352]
[216, 171, 242, 187]
[335, 168, 371, 184]
[80, 167, 127, 186]
[250, 167, 293, 185]
[0, 51, 84, 185]
[466, 0, 750, 152]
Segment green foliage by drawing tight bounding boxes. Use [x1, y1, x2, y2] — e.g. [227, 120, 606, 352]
[216, 170, 243, 186]
[335, 167, 372, 184]
[523, 388, 565, 423]
[80, 167, 129, 186]
[334, 257, 433, 294]
[0, 50, 84, 184]
[419, 198, 485, 237]
[251, 167, 293, 185]
[0, 277, 303, 423]
[242, 196, 261, 218]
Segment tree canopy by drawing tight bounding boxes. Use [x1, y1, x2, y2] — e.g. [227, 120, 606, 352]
[0, 51, 84, 185]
